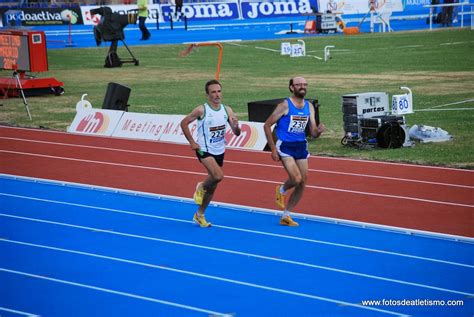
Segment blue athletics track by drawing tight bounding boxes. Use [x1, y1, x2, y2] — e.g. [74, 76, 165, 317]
[0, 126, 473, 317]
[34, 13, 472, 50]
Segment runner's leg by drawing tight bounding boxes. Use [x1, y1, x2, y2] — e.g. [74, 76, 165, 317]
[197, 156, 224, 214]
[282, 158, 308, 212]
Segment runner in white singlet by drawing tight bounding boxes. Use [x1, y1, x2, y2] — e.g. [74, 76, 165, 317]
[180, 80, 241, 228]
[196, 102, 229, 156]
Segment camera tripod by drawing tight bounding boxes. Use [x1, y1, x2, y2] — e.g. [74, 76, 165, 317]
[1, 71, 32, 120]
[14, 71, 32, 120]
[105, 39, 139, 68]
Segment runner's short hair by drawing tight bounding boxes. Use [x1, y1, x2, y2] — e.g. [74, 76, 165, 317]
[205, 79, 222, 94]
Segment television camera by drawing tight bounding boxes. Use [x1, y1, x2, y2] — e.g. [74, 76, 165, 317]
[90, 6, 139, 68]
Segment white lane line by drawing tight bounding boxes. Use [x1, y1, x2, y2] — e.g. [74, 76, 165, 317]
[398, 45, 424, 48]
[224, 42, 248, 47]
[308, 54, 323, 60]
[310, 168, 472, 189]
[0, 241, 408, 317]
[4, 174, 471, 243]
[440, 41, 472, 46]
[2, 125, 473, 173]
[8, 136, 472, 188]
[1, 213, 472, 296]
[312, 155, 474, 172]
[255, 46, 280, 52]
[0, 137, 474, 188]
[430, 99, 474, 109]
[1, 150, 471, 208]
[1, 193, 473, 268]
[416, 108, 474, 112]
[0, 307, 40, 317]
[0, 268, 225, 316]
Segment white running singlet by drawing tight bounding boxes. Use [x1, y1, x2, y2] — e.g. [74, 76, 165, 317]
[196, 103, 229, 155]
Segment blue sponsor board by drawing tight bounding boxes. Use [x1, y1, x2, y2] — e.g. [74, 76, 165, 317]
[241, 0, 314, 19]
[400, 0, 432, 15]
[161, 1, 240, 21]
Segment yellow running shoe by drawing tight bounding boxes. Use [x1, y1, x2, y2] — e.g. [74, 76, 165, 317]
[193, 182, 205, 205]
[280, 215, 299, 227]
[275, 185, 286, 209]
[193, 212, 211, 228]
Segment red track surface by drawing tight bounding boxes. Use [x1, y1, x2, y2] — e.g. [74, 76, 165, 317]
[1, 126, 473, 238]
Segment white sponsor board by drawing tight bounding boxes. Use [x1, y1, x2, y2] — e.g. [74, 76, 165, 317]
[158, 115, 199, 144]
[391, 87, 414, 115]
[113, 112, 178, 141]
[81, 4, 163, 26]
[112, 112, 267, 150]
[356, 92, 389, 118]
[225, 121, 267, 151]
[69, 108, 268, 151]
[318, 0, 403, 14]
[68, 108, 124, 136]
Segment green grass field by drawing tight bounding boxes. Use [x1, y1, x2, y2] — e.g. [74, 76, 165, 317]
[1, 28, 473, 168]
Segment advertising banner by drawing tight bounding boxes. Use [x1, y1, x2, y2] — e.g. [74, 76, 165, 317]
[69, 108, 269, 151]
[81, 4, 163, 26]
[68, 108, 124, 136]
[225, 121, 267, 151]
[317, 0, 403, 14]
[241, 0, 313, 19]
[0, 7, 84, 27]
[160, 1, 240, 22]
[112, 112, 186, 141]
[158, 115, 196, 144]
[398, 0, 431, 15]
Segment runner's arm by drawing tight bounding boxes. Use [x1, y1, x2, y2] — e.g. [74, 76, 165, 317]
[226, 106, 241, 136]
[264, 101, 288, 161]
[308, 104, 325, 138]
[180, 105, 204, 151]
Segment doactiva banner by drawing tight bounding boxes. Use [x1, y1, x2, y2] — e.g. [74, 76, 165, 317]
[0, 7, 83, 27]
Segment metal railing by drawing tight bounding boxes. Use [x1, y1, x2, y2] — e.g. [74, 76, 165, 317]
[424, 2, 473, 30]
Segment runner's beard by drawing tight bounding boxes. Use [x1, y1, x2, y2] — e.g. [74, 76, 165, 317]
[295, 89, 306, 98]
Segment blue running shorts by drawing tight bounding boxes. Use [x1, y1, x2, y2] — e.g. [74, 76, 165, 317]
[276, 140, 309, 160]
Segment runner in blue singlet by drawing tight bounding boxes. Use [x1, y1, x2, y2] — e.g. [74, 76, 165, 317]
[264, 77, 325, 226]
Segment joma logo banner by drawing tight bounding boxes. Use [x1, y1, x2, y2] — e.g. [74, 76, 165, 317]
[160, 1, 239, 21]
[241, 0, 312, 19]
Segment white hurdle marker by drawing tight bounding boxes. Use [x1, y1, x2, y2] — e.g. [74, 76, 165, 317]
[324, 45, 335, 62]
